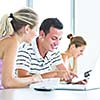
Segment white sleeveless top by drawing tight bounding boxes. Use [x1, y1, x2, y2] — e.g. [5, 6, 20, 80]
[63, 57, 73, 70]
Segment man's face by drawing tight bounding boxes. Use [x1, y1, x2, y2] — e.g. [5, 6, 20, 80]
[43, 27, 63, 52]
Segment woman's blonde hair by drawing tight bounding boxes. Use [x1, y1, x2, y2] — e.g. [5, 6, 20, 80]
[0, 8, 38, 37]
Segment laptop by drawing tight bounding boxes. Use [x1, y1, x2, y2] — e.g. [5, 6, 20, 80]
[55, 53, 100, 91]
[30, 53, 100, 91]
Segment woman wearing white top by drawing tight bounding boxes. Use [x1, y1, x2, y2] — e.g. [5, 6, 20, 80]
[61, 34, 87, 74]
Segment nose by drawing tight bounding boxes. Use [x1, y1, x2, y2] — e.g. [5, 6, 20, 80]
[54, 39, 60, 46]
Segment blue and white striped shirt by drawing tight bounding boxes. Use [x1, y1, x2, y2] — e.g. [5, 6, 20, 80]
[15, 38, 63, 75]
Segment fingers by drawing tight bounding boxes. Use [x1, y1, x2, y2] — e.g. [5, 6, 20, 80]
[72, 79, 88, 85]
[63, 71, 72, 82]
[57, 70, 88, 85]
[62, 71, 78, 82]
[70, 72, 78, 79]
[57, 70, 73, 82]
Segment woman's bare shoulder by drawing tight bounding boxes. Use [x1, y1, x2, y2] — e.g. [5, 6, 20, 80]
[0, 36, 17, 58]
[61, 52, 67, 61]
[61, 52, 67, 57]
[0, 36, 17, 47]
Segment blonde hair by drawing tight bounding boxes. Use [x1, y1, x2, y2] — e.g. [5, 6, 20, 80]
[0, 14, 13, 37]
[0, 8, 38, 37]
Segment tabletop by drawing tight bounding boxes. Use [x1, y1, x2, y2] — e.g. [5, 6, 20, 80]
[0, 88, 100, 100]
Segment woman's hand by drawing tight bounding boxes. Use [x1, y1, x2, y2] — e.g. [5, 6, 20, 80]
[71, 79, 88, 85]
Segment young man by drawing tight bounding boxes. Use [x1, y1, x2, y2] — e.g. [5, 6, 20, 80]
[15, 18, 75, 82]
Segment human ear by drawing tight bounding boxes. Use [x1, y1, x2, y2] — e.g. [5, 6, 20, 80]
[39, 30, 45, 38]
[24, 25, 30, 34]
[70, 44, 76, 50]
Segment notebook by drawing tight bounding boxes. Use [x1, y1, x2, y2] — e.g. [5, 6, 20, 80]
[30, 53, 100, 91]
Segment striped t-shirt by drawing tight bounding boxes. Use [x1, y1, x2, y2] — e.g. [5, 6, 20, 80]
[15, 38, 63, 75]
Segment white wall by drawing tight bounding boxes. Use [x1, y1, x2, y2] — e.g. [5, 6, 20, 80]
[1, 0, 99, 74]
[75, 0, 100, 73]
[32, 0, 71, 52]
[0, 0, 26, 19]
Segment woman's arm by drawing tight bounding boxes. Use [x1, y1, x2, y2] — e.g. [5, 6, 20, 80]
[1, 41, 41, 88]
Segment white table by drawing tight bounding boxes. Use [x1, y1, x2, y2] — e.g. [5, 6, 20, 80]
[0, 88, 100, 100]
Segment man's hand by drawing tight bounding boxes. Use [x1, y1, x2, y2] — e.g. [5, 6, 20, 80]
[56, 70, 77, 83]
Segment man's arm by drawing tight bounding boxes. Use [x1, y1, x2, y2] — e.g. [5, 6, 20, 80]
[56, 63, 67, 70]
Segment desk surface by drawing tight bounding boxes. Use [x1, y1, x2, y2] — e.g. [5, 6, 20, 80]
[0, 88, 100, 100]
